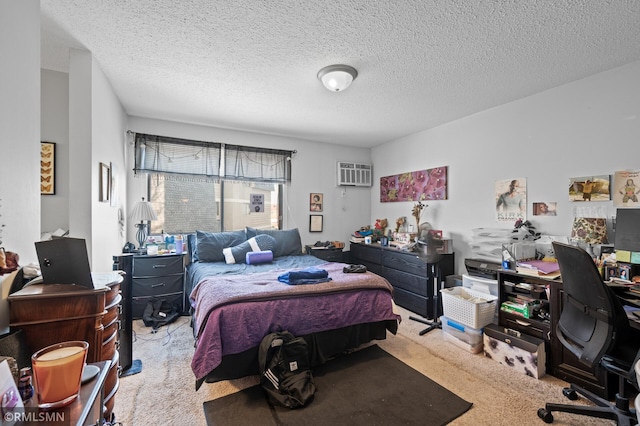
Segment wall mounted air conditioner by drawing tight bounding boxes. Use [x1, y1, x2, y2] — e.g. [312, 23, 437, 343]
[337, 162, 372, 187]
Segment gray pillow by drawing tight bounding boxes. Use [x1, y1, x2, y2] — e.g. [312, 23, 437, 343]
[196, 230, 247, 263]
[245, 227, 302, 257]
[222, 234, 276, 264]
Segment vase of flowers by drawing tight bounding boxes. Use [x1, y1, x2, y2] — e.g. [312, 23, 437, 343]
[411, 202, 427, 232]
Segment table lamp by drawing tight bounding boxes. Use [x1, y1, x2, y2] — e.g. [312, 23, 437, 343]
[130, 197, 157, 250]
[570, 217, 608, 257]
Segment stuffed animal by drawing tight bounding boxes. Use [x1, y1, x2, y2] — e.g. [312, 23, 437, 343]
[373, 219, 388, 241]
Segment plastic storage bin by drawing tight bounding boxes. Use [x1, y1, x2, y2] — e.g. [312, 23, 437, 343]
[441, 315, 484, 353]
[440, 316, 483, 345]
[440, 287, 498, 329]
[442, 331, 484, 354]
[462, 274, 498, 297]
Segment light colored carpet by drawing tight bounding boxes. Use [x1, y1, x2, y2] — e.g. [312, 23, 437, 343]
[114, 307, 618, 425]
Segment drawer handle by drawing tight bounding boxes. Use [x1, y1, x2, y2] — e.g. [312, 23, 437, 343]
[515, 319, 532, 327]
[151, 283, 166, 288]
[152, 264, 167, 269]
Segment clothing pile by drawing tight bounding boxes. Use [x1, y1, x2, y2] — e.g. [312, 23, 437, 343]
[277, 267, 330, 285]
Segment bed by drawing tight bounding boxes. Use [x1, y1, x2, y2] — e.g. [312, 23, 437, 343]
[186, 228, 401, 390]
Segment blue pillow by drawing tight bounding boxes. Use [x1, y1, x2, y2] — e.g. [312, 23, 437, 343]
[245, 227, 302, 258]
[187, 233, 198, 262]
[196, 230, 247, 263]
[223, 234, 276, 264]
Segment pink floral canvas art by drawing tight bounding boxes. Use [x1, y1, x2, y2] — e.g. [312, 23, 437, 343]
[380, 166, 448, 202]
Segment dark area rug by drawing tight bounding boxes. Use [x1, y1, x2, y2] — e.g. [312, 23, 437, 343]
[203, 344, 472, 425]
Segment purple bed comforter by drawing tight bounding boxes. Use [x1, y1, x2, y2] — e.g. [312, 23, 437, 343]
[190, 261, 400, 382]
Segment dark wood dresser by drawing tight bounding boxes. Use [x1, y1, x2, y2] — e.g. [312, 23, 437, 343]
[8, 272, 123, 422]
[349, 242, 455, 319]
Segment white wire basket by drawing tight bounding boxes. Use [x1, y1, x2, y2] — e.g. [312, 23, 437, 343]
[440, 287, 498, 329]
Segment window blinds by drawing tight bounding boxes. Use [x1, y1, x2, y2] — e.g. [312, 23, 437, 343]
[134, 133, 292, 183]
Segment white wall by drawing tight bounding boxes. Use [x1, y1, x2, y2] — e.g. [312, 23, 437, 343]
[42, 50, 127, 273]
[126, 117, 372, 247]
[90, 56, 128, 271]
[0, 0, 41, 334]
[0, 0, 41, 263]
[371, 61, 640, 274]
[41, 70, 70, 233]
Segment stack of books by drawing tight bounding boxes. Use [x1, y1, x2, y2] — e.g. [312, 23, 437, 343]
[515, 259, 561, 279]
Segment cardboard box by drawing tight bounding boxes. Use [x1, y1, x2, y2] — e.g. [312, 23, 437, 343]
[483, 324, 546, 379]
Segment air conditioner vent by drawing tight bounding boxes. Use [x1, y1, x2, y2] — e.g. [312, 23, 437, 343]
[337, 162, 372, 187]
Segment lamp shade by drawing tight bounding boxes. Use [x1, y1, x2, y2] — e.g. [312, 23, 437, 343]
[130, 198, 157, 222]
[130, 197, 157, 250]
[570, 217, 608, 244]
[317, 64, 358, 92]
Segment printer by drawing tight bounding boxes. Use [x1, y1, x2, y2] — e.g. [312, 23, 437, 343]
[464, 258, 501, 280]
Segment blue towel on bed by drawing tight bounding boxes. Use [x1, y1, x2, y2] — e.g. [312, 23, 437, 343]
[277, 267, 331, 285]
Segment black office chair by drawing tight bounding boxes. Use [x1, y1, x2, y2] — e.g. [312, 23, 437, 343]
[538, 242, 639, 425]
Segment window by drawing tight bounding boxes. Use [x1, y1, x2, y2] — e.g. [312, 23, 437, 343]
[148, 177, 281, 234]
[133, 132, 291, 234]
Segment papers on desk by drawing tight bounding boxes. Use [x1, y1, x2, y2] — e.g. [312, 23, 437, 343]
[516, 260, 561, 279]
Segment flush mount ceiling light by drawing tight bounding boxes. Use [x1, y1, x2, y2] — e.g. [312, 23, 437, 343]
[317, 64, 358, 92]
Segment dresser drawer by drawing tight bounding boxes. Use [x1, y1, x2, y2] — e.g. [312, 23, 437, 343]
[103, 317, 120, 341]
[133, 255, 183, 277]
[105, 281, 121, 306]
[104, 351, 119, 418]
[132, 292, 183, 319]
[383, 268, 427, 297]
[133, 275, 183, 297]
[382, 251, 427, 275]
[393, 287, 429, 318]
[101, 328, 118, 360]
[350, 244, 382, 264]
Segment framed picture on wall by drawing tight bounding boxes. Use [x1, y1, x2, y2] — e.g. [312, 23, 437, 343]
[99, 162, 110, 202]
[309, 214, 323, 232]
[41, 142, 56, 195]
[310, 193, 323, 212]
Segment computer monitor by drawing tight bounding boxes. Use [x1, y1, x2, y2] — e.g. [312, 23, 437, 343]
[614, 208, 640, 252]
[35, 238, 94, 289]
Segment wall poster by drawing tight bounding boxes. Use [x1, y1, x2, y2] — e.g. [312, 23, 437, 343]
[612, 170, 640, 207]
[495, 178, 527, 222]
[380, 166, 447, 202]
[568, 175, 610, 202]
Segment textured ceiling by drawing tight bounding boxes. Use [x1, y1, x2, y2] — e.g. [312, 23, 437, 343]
[40, 1, 640, 148]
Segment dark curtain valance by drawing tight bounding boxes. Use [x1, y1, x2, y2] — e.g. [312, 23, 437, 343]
[133, 132, 292, 183]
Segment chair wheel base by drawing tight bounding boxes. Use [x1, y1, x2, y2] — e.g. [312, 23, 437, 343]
[562, 388, 578, 400]
[537, 408, 554, 423]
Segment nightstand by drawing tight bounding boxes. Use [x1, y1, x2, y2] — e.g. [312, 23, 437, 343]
[130, 253, 185, 319]
[305, 245, 345, 262]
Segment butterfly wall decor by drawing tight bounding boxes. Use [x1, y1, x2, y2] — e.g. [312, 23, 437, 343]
[41, 142, 55, 194]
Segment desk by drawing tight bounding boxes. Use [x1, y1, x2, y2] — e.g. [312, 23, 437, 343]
[606, 284, 640, 330]
[498, 270, 640, 400]
[18, 360, 110, 426]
